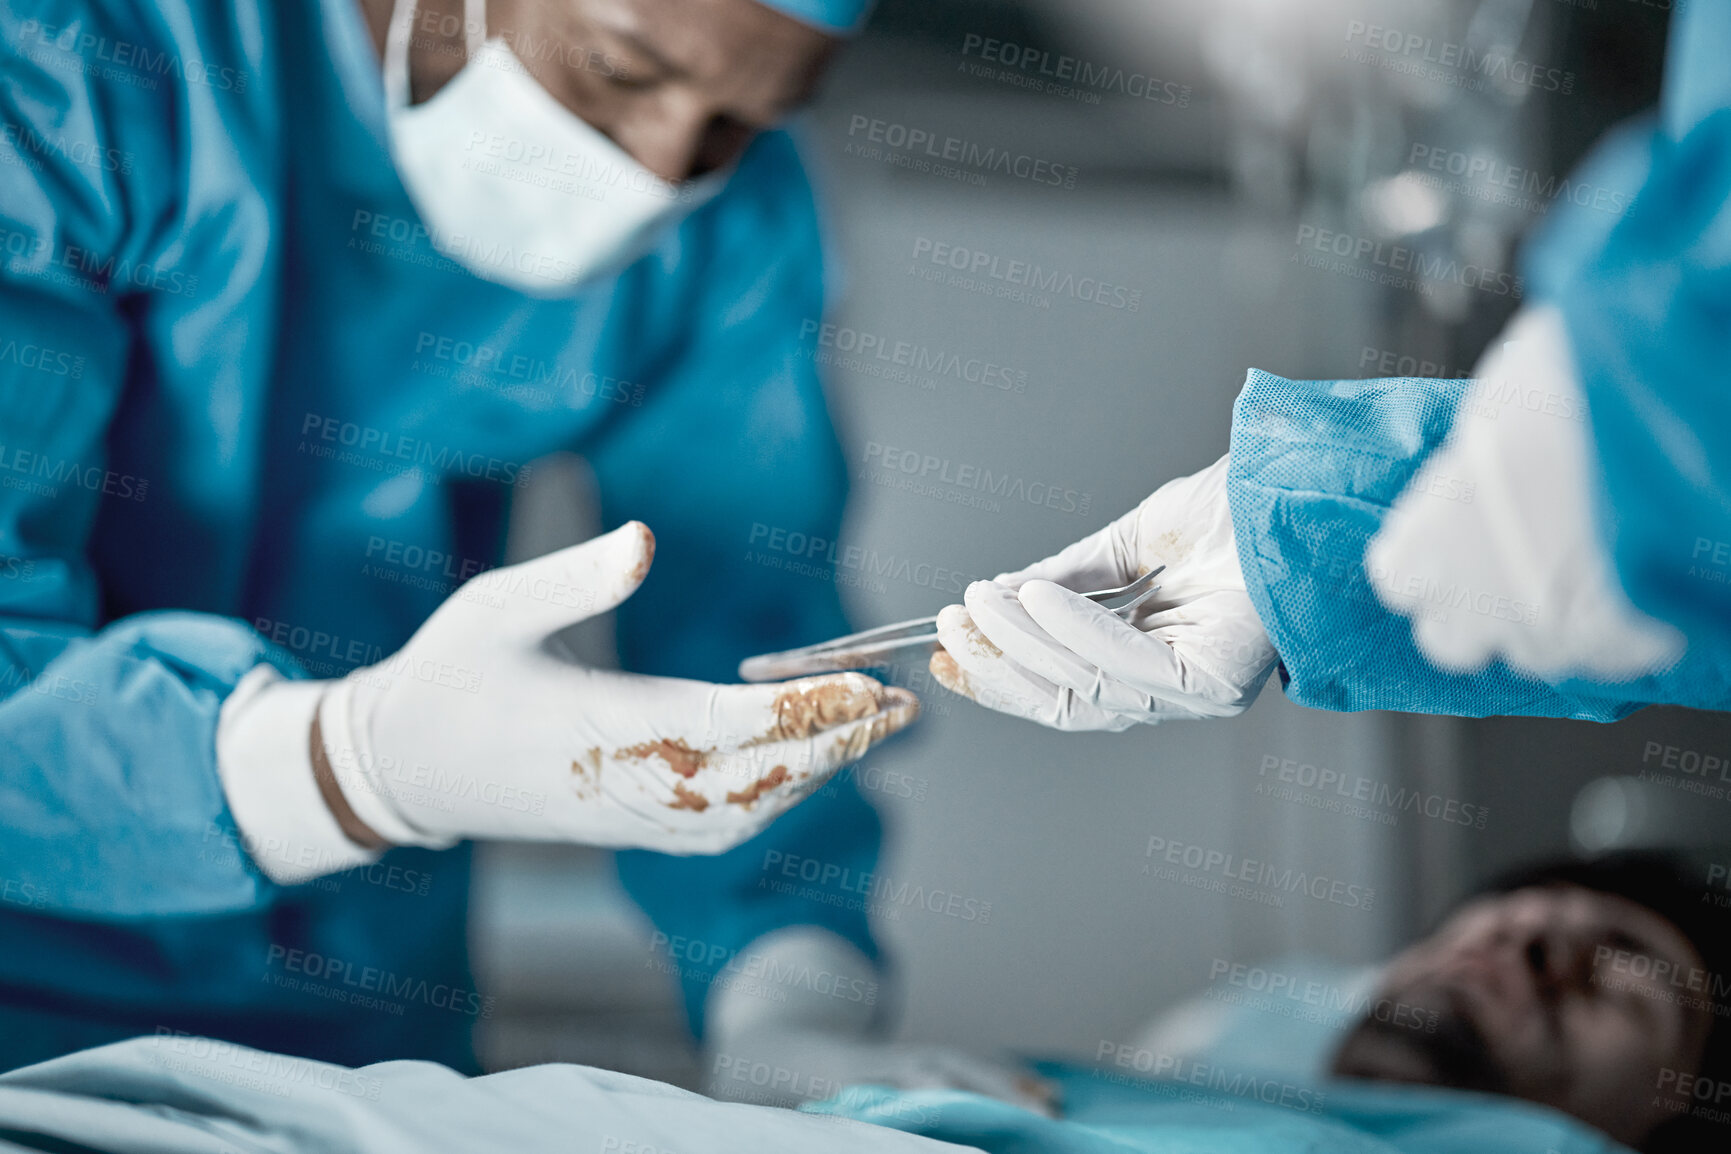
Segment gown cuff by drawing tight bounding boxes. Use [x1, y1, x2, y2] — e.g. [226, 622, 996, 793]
[215, 666, 381, 884]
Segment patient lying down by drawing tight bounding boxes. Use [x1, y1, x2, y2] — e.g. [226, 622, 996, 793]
[0, 854, 1720, 1154]
[1143, 853, 1726, 1154]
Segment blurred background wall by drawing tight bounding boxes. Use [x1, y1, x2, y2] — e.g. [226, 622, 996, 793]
[467, 0, 1720, 1088]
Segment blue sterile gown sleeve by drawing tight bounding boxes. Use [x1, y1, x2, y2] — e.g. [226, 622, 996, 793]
[0, 0, 881, 1071]
[1226, 1, 1731, 719]
[0, 2, 287, 921]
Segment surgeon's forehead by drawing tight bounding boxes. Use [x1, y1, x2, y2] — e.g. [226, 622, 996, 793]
[582, 0, 834, 113]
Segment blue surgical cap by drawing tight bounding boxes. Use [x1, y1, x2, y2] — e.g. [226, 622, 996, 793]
[754, 0, 875, 35]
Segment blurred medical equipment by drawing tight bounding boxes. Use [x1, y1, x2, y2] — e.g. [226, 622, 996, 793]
[931, 455, 1278, 729]
[702, 927, 1056, 1114]
[739, 568, 1162, 681]
[1570, 776, 1731, 854]
[1367, 307, 1685, 682]
[218, 523, 917, 878]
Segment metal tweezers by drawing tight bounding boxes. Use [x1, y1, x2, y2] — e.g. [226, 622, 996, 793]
[738, 566, 1165, 682]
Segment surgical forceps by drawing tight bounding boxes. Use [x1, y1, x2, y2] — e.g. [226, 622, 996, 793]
[739, 566, 1165, 681]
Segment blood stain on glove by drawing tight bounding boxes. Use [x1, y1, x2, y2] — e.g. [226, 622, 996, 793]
[960, 618, 1002, 659]
[618, 738, 708, 778]
[667, 781, 709, 811]
[725, 765, 790, 807]
[627, 523, 655, 583]
[829, 708, 900, 764]
[760, 674, 882, 741]
[929, 649, 971, 697]
[1154, 529, 1191, 564]
[570, 748, 603, 799]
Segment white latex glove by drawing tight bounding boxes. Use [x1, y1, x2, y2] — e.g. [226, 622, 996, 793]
[928, 455, 1278, 730]
[217, 523, 918, 881]
[1365, 305, 1685, 681]
[703, 928, 1057, 1115]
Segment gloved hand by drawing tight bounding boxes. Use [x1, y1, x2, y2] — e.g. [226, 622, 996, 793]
[1364, 306, 1685, 681]
[217, 523, 918, 881]
[928, 455, 1278, 730]
[702, 928, 1057, 1115]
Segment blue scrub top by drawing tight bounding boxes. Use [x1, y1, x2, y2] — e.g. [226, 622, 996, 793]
[0, 0, 881, 1070]
[1226, 1, 1731, 718]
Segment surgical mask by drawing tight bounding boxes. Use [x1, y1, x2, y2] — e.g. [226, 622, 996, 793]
[382, 0, 724, 296]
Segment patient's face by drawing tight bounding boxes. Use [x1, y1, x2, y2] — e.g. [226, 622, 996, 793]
[1331, 884, 1714, 1148]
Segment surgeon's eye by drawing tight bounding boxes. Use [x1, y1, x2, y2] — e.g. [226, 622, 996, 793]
[693, 113, 756, 176]
[606, 66, 660, 91]
[1601, 930, 1644, 954]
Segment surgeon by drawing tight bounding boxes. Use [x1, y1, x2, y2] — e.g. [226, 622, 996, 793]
[0, 0, 1033, 1094]
[932, 2, 1731, 727]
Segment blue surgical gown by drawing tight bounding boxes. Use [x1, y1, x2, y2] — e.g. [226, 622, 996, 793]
[0, 0, 880, 1071]
[1227, 1, 1731, 719]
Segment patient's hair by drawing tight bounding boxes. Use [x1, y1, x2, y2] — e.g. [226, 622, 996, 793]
[1479, 852, 1730, 1154]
